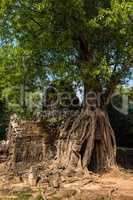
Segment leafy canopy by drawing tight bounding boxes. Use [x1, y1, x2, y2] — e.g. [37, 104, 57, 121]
[0, 0, 133, 115]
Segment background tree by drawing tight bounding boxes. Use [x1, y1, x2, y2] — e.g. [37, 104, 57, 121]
[109, 86, 133, 148]
[0, 0, 133, 171]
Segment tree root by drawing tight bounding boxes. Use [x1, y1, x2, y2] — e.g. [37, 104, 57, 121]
[56, 107, 116, 172]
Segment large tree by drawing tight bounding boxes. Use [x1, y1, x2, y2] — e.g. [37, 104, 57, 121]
[0, 0, 133, 171]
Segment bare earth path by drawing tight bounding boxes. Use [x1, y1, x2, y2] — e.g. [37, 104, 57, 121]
[0, 163, 133, 200]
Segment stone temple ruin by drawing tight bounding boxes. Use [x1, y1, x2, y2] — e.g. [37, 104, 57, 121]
[0, 112, 133, 185]
[0, 111, 79, 186]
[0, 110, 75, 173]
[0, 114, 58, 177]
[7, 117, 45, 172]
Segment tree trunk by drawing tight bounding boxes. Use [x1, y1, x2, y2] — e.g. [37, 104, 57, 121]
[56, 91, 116, 172]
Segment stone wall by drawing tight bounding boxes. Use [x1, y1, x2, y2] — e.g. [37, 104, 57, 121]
[0, 115, 57, 173]
[0, 140, 9, 163]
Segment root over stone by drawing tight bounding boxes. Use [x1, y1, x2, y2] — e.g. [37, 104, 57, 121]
[56, 107, 116, 172]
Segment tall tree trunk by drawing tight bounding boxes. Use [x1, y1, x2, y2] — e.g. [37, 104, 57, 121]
[56, 88, 116, 172]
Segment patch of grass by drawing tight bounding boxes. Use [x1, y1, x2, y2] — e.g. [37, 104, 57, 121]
[16, 192, 32, 200]
[34, 194, 45, 200]
[12, 187, 32, 200]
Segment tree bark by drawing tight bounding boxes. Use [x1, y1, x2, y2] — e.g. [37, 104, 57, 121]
[56, 89, 116, 172]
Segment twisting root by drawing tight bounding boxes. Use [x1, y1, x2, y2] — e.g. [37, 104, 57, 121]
[56, 107, 116, 172]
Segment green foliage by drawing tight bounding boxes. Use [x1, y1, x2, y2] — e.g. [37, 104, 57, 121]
[0, 0, 133, 116]
[34, 194, 44, 200]
[12, 187, 32, 200]
[109, 86, 133, 147]
[0, 45, 47, 117]
[0, 100, 9, 140]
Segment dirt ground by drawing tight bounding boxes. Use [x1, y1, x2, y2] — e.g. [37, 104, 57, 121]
[0, 163, 133, 200]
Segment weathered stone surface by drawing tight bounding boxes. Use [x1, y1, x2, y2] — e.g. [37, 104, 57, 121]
[28, 166, 38, 186]
[0, 141, 9, 163]
[0, 114, 57, 174]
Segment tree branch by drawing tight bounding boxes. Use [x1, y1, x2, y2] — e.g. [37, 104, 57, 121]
[30, 17, 43, 29]
[79, 33, 93, 61]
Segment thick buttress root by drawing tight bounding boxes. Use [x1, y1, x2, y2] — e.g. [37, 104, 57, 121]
[57, 108, 116, 172]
